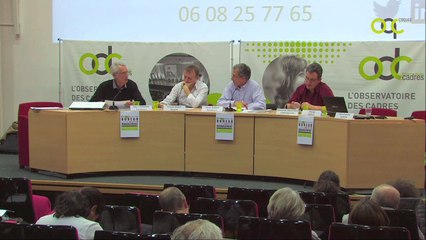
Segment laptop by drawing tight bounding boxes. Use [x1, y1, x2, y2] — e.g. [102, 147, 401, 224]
[323, 96, 348, 117]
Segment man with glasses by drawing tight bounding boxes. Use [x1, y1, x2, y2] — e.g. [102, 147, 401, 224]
[90, 62, 146, 105]
[217, 63, 266, 110]
[286, 62, 334, 110]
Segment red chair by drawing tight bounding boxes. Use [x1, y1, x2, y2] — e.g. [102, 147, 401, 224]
[0, 222, 79, 240]
[163, 184, 216, 206]
[18, 102, 63, 168]
[0, 177, 52, 223]
[237, 216, 313, 240]
[329, 222, 411, 240]
[227, 186, 276, 218]
[359, 108, 397, 117]
[99, 205, 142, 233]
[190, 197, 258, 238]
[411, 111, 426, 120]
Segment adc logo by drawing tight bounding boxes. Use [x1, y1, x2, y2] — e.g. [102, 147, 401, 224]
[79, 46, 122, 75]
[371, 18, 404, 39]
[372, 0, 403, 39]
[359, 48, 412, 80]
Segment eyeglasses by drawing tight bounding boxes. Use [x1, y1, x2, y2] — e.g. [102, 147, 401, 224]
[305, 76, 318, 82]
[117, 70, 132, 76]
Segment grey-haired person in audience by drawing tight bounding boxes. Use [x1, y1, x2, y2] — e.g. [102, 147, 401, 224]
[171, 219, 223, 240]
[267, 187, 321, 240]
[159, 186, 189, 214]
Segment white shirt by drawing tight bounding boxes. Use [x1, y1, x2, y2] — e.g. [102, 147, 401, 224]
[161, 81, 208, 108]
[36, 214, 103, 240]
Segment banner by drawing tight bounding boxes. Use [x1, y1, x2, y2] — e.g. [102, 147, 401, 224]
[241, 41, 425, 117]
[62, 40, 232, 107]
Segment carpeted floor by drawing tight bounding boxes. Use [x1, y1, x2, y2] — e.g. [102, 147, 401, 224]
[0, 153, 313, 192]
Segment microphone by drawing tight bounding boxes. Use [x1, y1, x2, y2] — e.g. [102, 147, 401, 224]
[225, 86, 239, 112]
[109, 88, 123, 110]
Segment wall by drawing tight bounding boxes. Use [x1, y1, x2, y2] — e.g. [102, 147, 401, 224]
[0, 0, 59, 134]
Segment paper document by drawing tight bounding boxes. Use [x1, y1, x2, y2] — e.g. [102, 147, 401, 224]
[69, 102, 105, 110]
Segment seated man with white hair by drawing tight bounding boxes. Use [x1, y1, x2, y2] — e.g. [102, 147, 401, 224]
[171, 219, 223, 240]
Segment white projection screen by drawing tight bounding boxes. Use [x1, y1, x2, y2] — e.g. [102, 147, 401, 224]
[53, 0, 425, 42]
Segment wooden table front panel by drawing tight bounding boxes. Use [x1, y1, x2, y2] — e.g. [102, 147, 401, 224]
[254, 115, 349, 185]
[30, 110, 184, 174]
[346, 120, 424, 188]
[185, 112, 255, 175]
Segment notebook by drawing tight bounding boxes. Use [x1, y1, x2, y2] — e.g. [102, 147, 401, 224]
[323, 96, 348, 117]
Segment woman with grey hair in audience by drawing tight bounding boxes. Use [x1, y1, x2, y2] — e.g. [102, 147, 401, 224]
[267, 187, 320, 240]
[171, 219, 223, 240]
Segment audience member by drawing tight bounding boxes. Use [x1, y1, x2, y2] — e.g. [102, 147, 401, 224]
[342, 184, 399, 224]
[171, 219, 223, 240]
[286, 62, 334, 110]
[160, 65, 208, 108]
[159, 187, 189, 214]
[313, 170, 345, 193]
[267, 187, 320, 240]
[388, 178, 421, 198]
[217, 63, 266, 110]
[80, 187, 105, 221]
[370, 184, 400, 209]
[342, 184, 425, 240]
[36, 190, 103, 240]
[348, 198, 389, 226]
[90, 62, 146, 105]
[388, 178, 425, 235]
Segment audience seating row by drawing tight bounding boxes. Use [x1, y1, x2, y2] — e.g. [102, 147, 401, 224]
[329, 222, 410, 240]
[94, 230, 171, 240]
[0, 222, 78, 240]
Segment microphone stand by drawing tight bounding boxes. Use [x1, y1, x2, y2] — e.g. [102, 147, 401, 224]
[225, 87, 238, 112]
[109, 88, 122, 110]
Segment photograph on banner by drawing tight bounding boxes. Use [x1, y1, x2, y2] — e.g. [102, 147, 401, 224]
[148, 53, 210, 102]
[241, 41, 425, 117]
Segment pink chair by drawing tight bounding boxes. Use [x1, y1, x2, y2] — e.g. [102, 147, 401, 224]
[411, 111, 426, 120]
[359, 108, 397, 117]
[0, 177, 52, 223]
[18, 102, 63, 168]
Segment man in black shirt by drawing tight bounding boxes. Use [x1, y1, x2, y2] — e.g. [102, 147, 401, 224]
[90, 62, 146, 105]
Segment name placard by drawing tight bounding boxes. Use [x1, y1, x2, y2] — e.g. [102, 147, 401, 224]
[164, 105, 186, 111]
[120, 111, 140, 138]
[130, 105, 152, 111]
[202, 106, 224, 112]
[335, 112, 354, 119]
[301, 110, 322, 117]
[297, 115, 314, 145]
[215, 113, 234, 141]
[276, 108, 299, 116]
